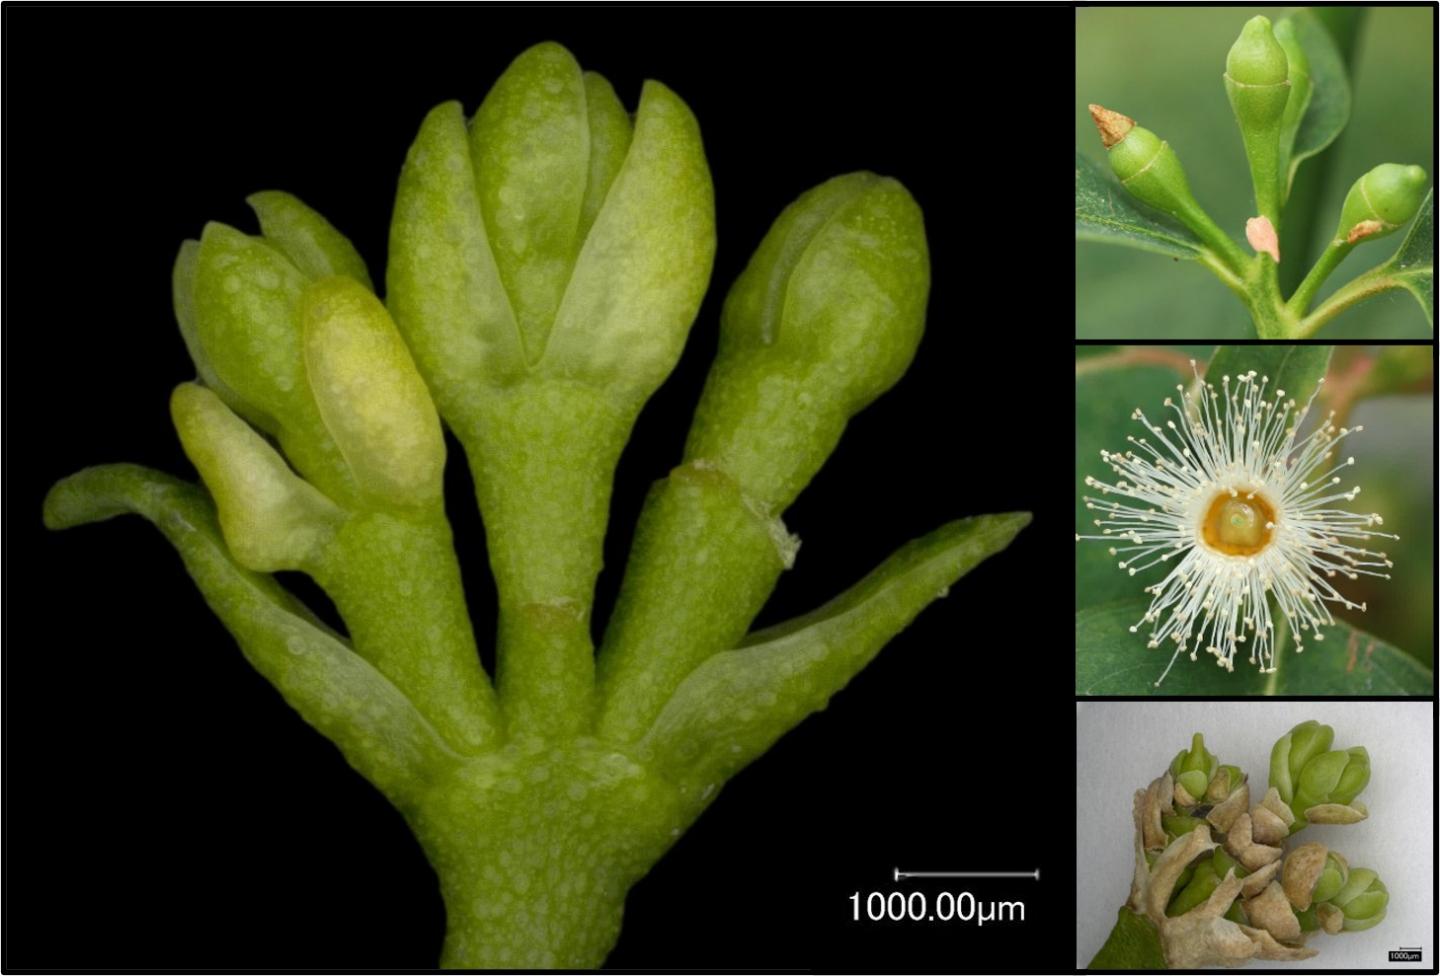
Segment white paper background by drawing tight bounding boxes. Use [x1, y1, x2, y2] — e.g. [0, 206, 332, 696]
[1075, 701, 1434, 968]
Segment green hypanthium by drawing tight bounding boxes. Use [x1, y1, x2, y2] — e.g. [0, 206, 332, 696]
[43, 43, 1028, 968]
[1088, 721, 1388, 970]
[1077, 13, 1434, 338]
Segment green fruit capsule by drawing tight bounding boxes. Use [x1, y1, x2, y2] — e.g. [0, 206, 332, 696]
[1224, 16, 1291, 223]
[1335, 164, 1429, 244]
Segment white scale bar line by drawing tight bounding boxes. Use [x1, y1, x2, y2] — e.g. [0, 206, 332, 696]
[894, 868, 1040, 881]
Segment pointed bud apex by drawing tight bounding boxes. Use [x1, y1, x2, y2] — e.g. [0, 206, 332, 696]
[1227, 16, 1289, 87]
[1089, 104, 1134, 149]
[1246, 215, 1281, 262]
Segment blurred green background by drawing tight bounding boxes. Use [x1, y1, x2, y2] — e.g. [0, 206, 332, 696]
[1075, 346, 1434, 663]
[1076, 7, 1434, 339]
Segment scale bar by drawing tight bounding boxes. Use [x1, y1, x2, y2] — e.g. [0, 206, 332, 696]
[894, 868, 1040, 881]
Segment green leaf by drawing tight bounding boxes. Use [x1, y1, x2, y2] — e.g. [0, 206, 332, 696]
[1075, 360, 1191, 611]
[1087, 907, 1166, 970]
[1205, 344, 1333, 407]
[641, 513, 1029, 798]
[1286, 10, 1351, 196]
[1376, 189, 1434, 326]
[1076, 598, 1433, 695]
[1075, 152, 1202, 259]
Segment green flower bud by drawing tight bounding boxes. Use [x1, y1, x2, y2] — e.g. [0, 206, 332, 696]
[1224, 16, 1291, 222]
[1167, 860, 1219, 917]
[182, 195, 385, 506]
[1293, 746, 1370, 815]
[300, 276, 447, 511]
[1087, 105, 1248, 271]
[171, 383, 344, 572]
[684, 172, 929, 510]
[388, 41, 716, 421]
[1170, 732, 1219, 802]
[1162, 813, 1208, 840]
[1089, 106, 1199, 223]
[1327, 868, 1388, 932]
[1173, 859, 1196, 893]
[247, 191, 374, 288]
[1296, 904, 1320, 932]
[1270, 720, 1334, 805]
[1311, 852, 1349, 905]
[1211, 847, 1248, 881]
[1335, 164, 1429, 244]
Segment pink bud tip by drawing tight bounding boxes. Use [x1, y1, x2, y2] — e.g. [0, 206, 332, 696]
[1246, 216, 1280, 263]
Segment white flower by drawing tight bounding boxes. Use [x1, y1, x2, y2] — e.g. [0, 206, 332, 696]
[1077, 362, 1396, 686]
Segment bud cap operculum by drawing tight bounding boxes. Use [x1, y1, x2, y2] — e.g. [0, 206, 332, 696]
[1227, 16, 1290, 87]
[722, 172, 929, 413]
[1337, 164, 1429, 243]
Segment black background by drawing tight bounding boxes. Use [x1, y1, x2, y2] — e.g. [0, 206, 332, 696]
[4, 6, 1078, 971]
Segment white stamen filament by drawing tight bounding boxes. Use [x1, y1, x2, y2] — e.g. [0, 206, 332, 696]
[1079, 365, 1396, 686]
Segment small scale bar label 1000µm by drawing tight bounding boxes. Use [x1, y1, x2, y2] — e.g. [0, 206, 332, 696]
[849, 891, 1025, 926]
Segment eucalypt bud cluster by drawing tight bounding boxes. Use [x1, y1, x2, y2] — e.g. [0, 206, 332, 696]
[1090, 721, 1387, 970]
[43, 39, 1031, 970]
[1083, 13, 1431, 339]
